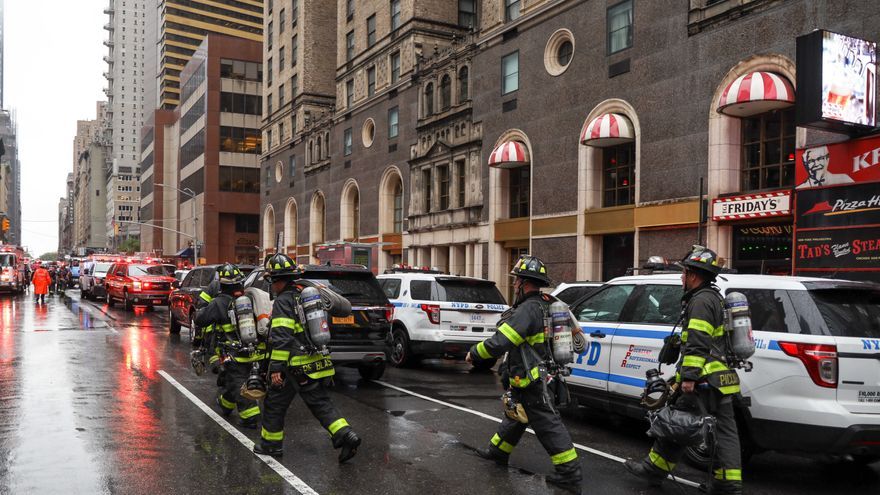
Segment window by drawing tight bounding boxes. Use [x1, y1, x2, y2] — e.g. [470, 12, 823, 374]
[291, 74, 298, 97]
[367, 15, 377, 47]
[458, 66, 469, 102]
[411, 280, 432, 301]
[220, 92, 262, 115]
[602, 142, 635, 207]
[379, 278, 402, 298]
[732, 288, 804, 334]
[424, 83, 434, 116]
[235, 214, 260, 233]
[279, 45, 285, 68]
[628, 285, 683, 324]
[267, 93, 273, 115]
[456, 160, 466, 206]
[501, 52, 519, 94]
[346, 79, 354, 108]
[220, 59, 262, 82]
[391, 0, 401, 30]
[388, 106, 399, 138]
[607, 0, 633, 54]
[367, 67, 376, 97]
[393, 181, 403, 233]
[508, 165, 529, 218]
[279, 9, 285, 31]
[438, 165, 450, 210]
[220, 126, 262, 154]
[291, 35, 298, 66]
[573, 285, 636, 323]
[346, 0, 354, 20]
[219, 166, 260, 193]
[267, 57, 273, 83]
[343, 128, 353, 156]
[279, 83, 285, 106]
[557, 40, 573, 66]
[423, 168, 432, 212]
[289, 154, 297, 178]
[346, 31, 355, 61]
[362, 119, 375, 148]
[505, 0, 521, 22]
[268, 21, 273, 47]
[390, 52, 401, 83]
[459, 0, 476, 29]
[440, 75, 451, 110]
[292, 0, 298, 22]
[741, 108, 795, 191]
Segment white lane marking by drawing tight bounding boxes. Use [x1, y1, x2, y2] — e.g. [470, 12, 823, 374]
[158, 370, 319, 495]
[374, 380, 701, 489]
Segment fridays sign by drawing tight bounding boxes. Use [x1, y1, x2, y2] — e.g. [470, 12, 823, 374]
[712, 191, 792, 221]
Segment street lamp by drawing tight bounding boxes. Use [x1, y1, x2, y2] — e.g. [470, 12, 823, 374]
[154, 183, 199, 267]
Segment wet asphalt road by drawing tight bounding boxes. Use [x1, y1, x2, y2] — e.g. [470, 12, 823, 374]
[0, 289, 878, 495]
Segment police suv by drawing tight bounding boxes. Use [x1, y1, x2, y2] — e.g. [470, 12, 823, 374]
[377, 268, 509, 369]
[568, 272, 880, 465]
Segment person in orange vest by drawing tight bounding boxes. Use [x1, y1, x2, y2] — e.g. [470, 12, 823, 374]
[32, 263, 51, 304]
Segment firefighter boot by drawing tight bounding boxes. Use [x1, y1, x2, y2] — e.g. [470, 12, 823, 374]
[546, 463, 583, 494]
[475, 447, 509, 466]
[335, 429, 361, 463]
[253, 443, 283, 457]
[624, 459, 667, 487]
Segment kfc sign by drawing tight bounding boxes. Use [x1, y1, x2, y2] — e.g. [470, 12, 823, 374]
[796, 134, 880, 188]
[712, 191, 792, 221]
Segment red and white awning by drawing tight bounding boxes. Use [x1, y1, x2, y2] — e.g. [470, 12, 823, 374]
[488, 140, 529, 168]
[580, 113, 634, 147]
[717, 71, 795, 117]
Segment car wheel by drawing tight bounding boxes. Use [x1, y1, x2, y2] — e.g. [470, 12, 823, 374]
[358, 362, 386, 381]
[123, 291, 133, 311]
[389, 328, 415, 367]
[471, 358, 497, 372]
[107, 292, 115, 307]
[169, 308, 182, 334]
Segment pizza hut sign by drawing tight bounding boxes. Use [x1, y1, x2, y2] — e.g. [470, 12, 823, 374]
[712, 191, 792, 221]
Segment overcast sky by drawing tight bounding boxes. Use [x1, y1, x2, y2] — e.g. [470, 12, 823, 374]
[5, 0, 106, 256]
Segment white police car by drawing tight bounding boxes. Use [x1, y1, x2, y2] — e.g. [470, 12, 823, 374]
[568, 272, 880, 465]
[377, 268, 509, 369]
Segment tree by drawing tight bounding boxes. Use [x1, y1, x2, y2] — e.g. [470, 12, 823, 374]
[39, 252, 58, 261]
[118, 237, 141, 254]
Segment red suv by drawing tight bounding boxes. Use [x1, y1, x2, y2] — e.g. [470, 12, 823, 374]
[105, 261, 176, 310]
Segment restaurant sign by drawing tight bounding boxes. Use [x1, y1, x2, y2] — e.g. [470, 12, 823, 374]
[712, 191, 792, 221]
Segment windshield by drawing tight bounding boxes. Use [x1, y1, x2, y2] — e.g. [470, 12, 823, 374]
[807, 289, 880, 339]
[437, 279, 506, 304]
[128, 264, 174, 277]
[301, 273, 387, 305]
[94, 263, 114, 274]
[0, 254, 14, 267]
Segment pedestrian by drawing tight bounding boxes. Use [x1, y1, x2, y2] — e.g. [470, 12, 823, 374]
[254, 253, 361, 462]
[625, 246, 742, 495]
[194, 263, 263, 428]
[466, 255, 582, 494]
[32, 263, 51, 304]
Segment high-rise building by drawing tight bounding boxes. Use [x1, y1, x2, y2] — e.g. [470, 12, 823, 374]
[155, 0, 264, 110]
[73, 103, 110, 254]
[0, 0, 5, 109]
[0, 109, 20, 245]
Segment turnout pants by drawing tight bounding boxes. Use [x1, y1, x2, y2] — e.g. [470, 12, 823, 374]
[217, 361, 261, 421]
[258, 376, 352, 450]
[646, 388, 742, 493]
[486, 386, 581, 482]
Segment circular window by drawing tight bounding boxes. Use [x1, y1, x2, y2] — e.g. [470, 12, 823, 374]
[544, 29, 575, 76]
[275, 161, 284, 183]
[362, 118, 376, 148]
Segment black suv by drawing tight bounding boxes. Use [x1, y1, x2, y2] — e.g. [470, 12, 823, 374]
[244, 264, 392, 380]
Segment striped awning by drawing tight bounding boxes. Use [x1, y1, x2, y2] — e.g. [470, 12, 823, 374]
[717, 71, 795, 117]
[580, 113, 635, 147]
[488, 140, 529, 168]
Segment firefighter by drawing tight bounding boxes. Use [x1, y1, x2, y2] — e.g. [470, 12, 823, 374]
[466, 255, 582, 494]
[624, 246, 742, 495]
[253, 253, 361, 462]
[32, 262, 51, 304]
[194, 263, 263, 428]
[195, 274, 223, 372]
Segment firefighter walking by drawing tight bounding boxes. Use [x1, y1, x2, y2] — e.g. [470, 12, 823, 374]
[254, 253, 361, 462]
[467, 255, 582, 494]
[625, 246, 743, 495]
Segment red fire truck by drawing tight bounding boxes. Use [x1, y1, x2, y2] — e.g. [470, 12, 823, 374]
[0, 245, 27, 294]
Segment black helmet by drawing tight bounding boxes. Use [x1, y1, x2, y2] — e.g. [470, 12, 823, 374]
[264, 253, 302, 280]
[509, 255, 551, 287]
[217, 263, 245, 285]
[678, 245, 722, 278]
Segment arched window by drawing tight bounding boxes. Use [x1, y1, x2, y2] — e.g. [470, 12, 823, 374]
[310, 192, 325, 247]
[440, 75, 452, 111]
[262, 205, 276, 253]
[458, 66, 469, 103]
[324, 132, 330, 158]
[740, 108, 795, 191]
[424, 83, 434, 117]
[341, 181, 360, 241]
[393, 180, 403, 233]
[284, 199, 297, 251]
[317, 136, 323, 160]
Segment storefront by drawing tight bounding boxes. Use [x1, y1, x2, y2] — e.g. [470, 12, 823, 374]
[712, 191, 794, 274]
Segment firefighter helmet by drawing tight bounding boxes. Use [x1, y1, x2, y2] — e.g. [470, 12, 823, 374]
[264, 253, 302, 280]
[217, 263, 245, 285]
[678, 245, 723, 278]
[509, 254, 552, 287]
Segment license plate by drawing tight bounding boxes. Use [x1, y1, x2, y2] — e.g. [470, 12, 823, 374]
[332, 316, 355, 325]
[153, 299, 163, 305]
[469, 314, 485, 322]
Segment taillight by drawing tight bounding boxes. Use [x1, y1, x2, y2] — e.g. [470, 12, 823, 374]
[420, 304, 440, 325]
[385, 304, 395, 322]
[778, 342, 838, 388]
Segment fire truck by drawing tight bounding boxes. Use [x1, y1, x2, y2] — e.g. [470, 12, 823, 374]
[0, 245, 27, 294]
[314, 242, 379, 274]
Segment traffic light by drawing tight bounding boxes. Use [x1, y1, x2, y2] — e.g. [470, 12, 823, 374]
[1, 218, 9, 233]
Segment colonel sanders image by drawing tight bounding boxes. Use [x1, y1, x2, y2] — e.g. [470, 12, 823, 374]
[796, 145, 854, 189]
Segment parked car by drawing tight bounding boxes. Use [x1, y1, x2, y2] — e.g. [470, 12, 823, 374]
[105, 261, 176, 310]
[79, 261, 115, 300]
[377, 269, 509, 369]
[244, 264, 392, 380]
[567, 273, 880, 465]
[168, 265, 219, 336]
[550, 281, 602, 305]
